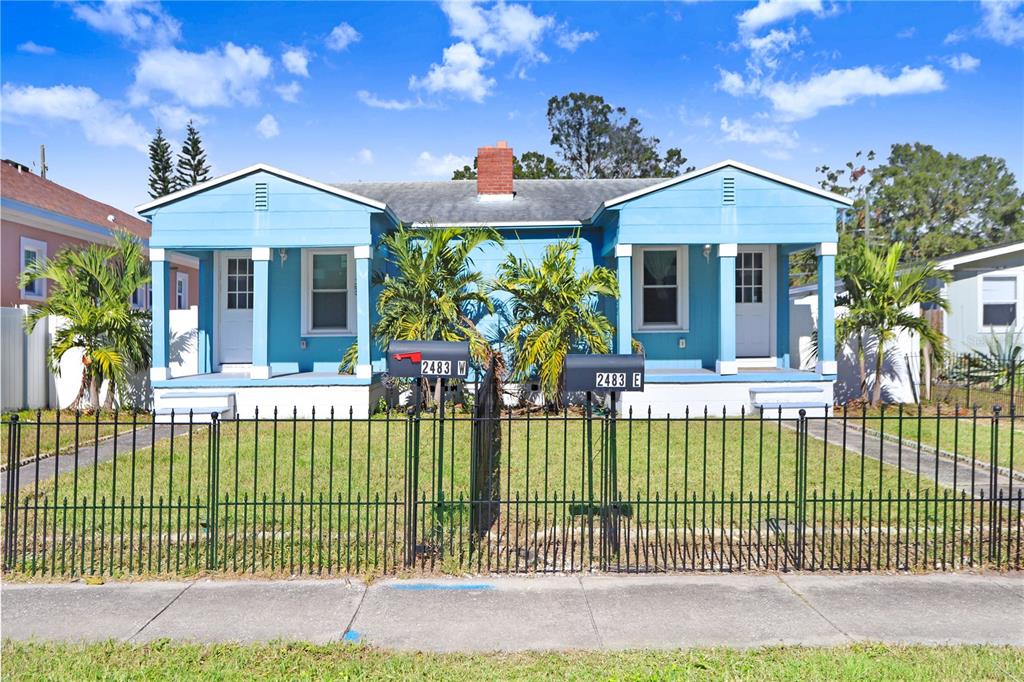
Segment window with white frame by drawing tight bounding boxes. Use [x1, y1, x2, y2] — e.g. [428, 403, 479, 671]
[19, 237, 47, 300]
[302, 249, 352, 335]
[175, 272, 189, 309]
[981, 274, 1018, 328]
[633, 246, 688, 330]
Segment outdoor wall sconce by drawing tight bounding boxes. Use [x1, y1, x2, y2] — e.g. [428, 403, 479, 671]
[279, 248, 288, 266]
[703, 244, 711, 261]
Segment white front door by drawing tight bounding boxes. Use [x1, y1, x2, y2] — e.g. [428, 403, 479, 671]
[217, 252, 254, 365]
[735, 246, 774, 358]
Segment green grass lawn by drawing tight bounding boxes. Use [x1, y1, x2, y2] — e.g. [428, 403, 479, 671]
[0, 410, 153, 463]
[2, 641, 1021, 681]
[835, 407, 1024, 472]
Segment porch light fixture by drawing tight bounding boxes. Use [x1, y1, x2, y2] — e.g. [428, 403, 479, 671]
[279, 248, 288, 266]
[703, 244, 711, 261]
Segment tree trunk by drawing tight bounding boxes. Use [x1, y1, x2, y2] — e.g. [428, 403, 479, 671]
[871, 343, 885, 406]
[922, 342, 932, 401]
[103, 378, 116, 410]
[858, 333, 868, 402]
[88, 374, 100, 411]
[70, 369, 89, 411]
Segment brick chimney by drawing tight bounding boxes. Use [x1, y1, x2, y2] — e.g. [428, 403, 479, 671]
[476, 141, 514, 200]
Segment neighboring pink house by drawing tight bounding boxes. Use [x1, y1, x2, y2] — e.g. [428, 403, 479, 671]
[1, 159, 198, 309]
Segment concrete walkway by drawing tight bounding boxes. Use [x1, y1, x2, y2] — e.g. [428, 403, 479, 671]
[3, 573, 1021, 650]
[9, 425, 177, 491]
[804, 419, 1018, 500]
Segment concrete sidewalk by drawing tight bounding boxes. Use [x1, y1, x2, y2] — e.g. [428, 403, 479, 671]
[2, 573, 1022, 651]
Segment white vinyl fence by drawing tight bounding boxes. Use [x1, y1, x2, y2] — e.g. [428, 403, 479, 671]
[1, 306, 198, 412]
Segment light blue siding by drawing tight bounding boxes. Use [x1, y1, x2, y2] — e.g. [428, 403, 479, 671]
[616, 254, 632, 354]
[145, 171, 379, 249]
[612, 168, 840, 246]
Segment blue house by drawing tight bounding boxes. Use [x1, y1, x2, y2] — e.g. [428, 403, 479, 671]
[137, 142, 850, 418]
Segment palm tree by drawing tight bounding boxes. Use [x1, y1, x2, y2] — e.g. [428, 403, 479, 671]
[18, 230, 152, 410]
[836, 241, 949, 405]
[370, 225, 503, 395]
[492, 238, 618, 409]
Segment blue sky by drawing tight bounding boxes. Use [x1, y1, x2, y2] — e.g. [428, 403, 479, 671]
[2, 1, 1022, 213]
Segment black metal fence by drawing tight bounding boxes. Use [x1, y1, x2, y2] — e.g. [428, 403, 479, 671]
[2, 402, 1021, 578]
[925, 353, 1024, 414]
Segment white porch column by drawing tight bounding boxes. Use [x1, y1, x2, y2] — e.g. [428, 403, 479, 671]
[250, 247, 272, 380]
[717, 243, 738, 375]
[615, 244, 633, 354]
[816, 242, 838, 376]
[149, 248, 170, 382]
[354, 245, 372, 379]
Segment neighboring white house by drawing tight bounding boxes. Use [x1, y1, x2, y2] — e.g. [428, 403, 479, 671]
[935, 241, 1024, 354]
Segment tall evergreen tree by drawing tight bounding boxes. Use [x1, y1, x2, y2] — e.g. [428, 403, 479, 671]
[176, 120, 211, 188]
[147, 128, 176, 199]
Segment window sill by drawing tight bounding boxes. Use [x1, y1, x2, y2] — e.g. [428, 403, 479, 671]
[302, 330, 355, 338]
[635, 327, 689, 334]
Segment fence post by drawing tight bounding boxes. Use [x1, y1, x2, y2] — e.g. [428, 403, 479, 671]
[3, 415, 19, 571]
[990, 405, 1001, 563]
[206, 412, 220, 570]
[796, 409, 808, 570]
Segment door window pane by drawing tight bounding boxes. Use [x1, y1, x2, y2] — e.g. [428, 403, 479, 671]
[735, 250, 764, 305]
[226, 258, 253, 310]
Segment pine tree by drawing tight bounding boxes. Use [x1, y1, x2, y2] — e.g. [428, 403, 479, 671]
[147, 128, 176, 199]
[176, 120, 211, 188]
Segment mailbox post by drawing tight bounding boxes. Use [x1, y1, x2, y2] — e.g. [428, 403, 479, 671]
[388, 340, 470, 564]
[564, 353, 645, 565]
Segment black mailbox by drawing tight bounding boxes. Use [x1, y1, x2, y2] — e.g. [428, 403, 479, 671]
[564, 354, 645, 392]
[387, 340, 470, 379]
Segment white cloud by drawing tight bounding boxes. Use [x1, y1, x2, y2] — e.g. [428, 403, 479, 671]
[326, 22, 361, 51]
[150, 104, 206, 132]
[71, 1, 181, 46]
[980, 0, 1024, 45]
[282, 48, 310, 77]
[1, 83, 148, 152]
[17, 41, 55, 55]
[555, 28, 597, 52]
[896, 27, 916, 39]
[442, 0, 554, 59]
[416, 151, 472, 178]
[130, 43, 272, 108]
[716, 68, 753, 96]
[946, 53, 981, 73]
[944, 28, 968, 45]
[356, 89, 426, 110]
[763, 65, 945, 121]
[357, 148, 374, 164]
[410, 41, 495, 102]
[720, 116, 798, 158]
[737, 0, 824, 36]
[276, 81, 302, 103]
[744, 27, 806, 71]
[256, 114, 279, 139]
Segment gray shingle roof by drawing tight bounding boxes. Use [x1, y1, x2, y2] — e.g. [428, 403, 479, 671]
[330, 178, 664, 225]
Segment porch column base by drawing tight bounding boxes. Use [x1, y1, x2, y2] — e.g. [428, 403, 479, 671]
[816, 360, 837, 376]
[150, 367, 170, 382]
[716, 360, 738, 375]
[250, 365, 272, 380]
[355, 364, 372, 379]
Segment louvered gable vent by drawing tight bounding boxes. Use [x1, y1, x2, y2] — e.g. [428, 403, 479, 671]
[722, 177, 736, 205]
[254, 182, 269, 210]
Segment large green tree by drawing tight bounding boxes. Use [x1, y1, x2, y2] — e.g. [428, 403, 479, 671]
[492, 238, 618, 408]
[818, 144, 1024, 265]
[18, 231, 152, 409]
[546, 92, 693, 179]
[176, 120, 211, 188]
[147, 128, 176, 199]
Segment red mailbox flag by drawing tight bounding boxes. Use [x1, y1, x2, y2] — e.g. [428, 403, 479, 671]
[392, 351, 422, 364]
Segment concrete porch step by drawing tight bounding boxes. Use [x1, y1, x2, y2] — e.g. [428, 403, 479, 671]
[154, 391, 236, 423]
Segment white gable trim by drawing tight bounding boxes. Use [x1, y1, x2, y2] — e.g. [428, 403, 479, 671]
[593, 159, 854, 222]
[135, 163, 392, 216]
[936, 242, 1024, 270]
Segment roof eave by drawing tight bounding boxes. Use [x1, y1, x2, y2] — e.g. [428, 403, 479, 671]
[135, 163, 391, 215]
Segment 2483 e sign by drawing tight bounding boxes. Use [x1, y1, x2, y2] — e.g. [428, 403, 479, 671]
[564, 354, 645, 393]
